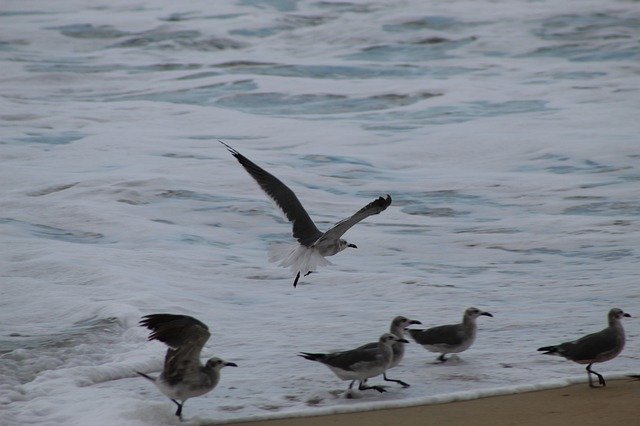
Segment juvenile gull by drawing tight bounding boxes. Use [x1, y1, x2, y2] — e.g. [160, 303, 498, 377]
[137, 314, 237, 419]
[538, 308, 630, 388]
[299, 333, 409, 397]
[408, 307, 493, 362]
[358, 316, 422, 387]
[220, 141, 391, 287]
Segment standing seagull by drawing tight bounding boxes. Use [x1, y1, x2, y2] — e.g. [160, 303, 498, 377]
[137, 314, 237, 419]
[358, 316, 422, 387]
[538, 308, 630, 388]
[408, 307, 493, 362]
[220, 141, 391, 287]
[299, 333, 409, 397]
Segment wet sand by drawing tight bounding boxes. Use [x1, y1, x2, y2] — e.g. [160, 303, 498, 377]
[221, 379, 639, 426]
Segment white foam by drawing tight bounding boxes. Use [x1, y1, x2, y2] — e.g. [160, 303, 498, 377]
[1, 0, 639, 425]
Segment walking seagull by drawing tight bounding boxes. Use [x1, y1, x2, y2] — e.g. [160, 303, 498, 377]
[299, 333, 409, 397]
[538, 308, 630, 388]
[408, 307, 493, 362]
[220, 141, 392, 287]
[358, 316, 422, 387]
[137, 314, 237, 419]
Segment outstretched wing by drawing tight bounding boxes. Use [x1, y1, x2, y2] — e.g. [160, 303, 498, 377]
[221, 141, 322, 247]
[140, 314, 211, 384]
[317, 195, 391, 244]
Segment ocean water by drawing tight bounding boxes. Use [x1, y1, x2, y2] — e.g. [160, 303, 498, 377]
[1, 0, 639, 424]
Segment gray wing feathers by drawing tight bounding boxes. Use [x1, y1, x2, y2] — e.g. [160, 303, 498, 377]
[163, 348, 202, 385]
[300, 347, 382, 371]
[319, 195, 392, 243]
[326, 349, 383, 371]
[140, 314, 211, 384]
[409, 324, 464, 346]
[356, 342, 377, 351]
[557, 328, 619, 361]
[222, 142, 322, 246]
[140, 314, 210, 348]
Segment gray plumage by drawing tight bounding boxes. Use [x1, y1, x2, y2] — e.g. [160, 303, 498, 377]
[137, 314, 237, 418]
[358, 316, 421, 387]
[299, 333, 409, 397]
[408, 307, 493, 362]
[220, 140, 392, 287]
[538, 308, 630, 388]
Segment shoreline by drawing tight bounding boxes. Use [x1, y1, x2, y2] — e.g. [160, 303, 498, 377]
[214, 378, 639, 426]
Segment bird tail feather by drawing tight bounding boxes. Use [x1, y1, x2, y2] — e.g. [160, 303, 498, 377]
[268, 243, 332, 276]
[268, 243, 297, 263]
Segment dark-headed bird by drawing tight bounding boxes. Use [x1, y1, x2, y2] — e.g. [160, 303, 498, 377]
[408, 307, 493, 362]
[221, 141, 391, 287]
[538, 308, 630, 388]
[137, 314, 237, 419]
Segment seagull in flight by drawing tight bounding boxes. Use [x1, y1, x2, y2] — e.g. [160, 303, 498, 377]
[137, 314, 237, 419]
[220, 141, 392, 287]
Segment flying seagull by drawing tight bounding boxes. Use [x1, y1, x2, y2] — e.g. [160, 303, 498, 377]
[538, 308, 630, 388]
[358, 316, 422, 387]
[220, 141, 392, 287]
[299, 333, 409, 397]
[137, 314, 237, 419]
[408, 307, 493, 362]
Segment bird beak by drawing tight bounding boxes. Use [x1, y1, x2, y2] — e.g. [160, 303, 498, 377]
[409, 320, 422, 325]
[225, 362, 238, 367]
[481, 312, 493, 317]
[347, 243, 358, 249]
[398, 338, 410, 343]
[623, 313, 631, 318]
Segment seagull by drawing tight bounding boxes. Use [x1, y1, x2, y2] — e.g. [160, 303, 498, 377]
[299, 333, 409, 397]
[137, 314, 237, 419]
[538, 308, 630, 388]
[357, 316, 422, 387]
[220, 141, 392, 287]
[408, 307, 493, 362]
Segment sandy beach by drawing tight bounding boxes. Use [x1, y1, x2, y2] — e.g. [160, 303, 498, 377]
[223, 379, 639, 426]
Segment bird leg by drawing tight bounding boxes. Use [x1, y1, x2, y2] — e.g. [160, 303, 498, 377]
[346, 380, 356, 399]
[437, 353, 448, 362]
[171, 399, 184, 418]
[293, 271, 315, 287]
[383, 373, 410, 388]
[587, 364, 606, 387]
[358, 379, 386, 393]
